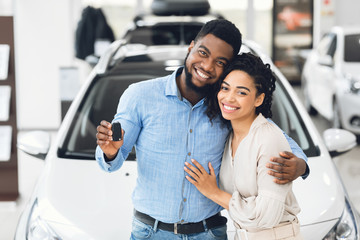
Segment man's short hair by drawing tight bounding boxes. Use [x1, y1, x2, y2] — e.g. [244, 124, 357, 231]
[194, 19, 242, 56]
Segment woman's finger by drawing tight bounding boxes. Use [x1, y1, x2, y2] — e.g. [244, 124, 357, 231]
[185, 162, 201, 176]
[191, 159, 206, 174]
[208, 162, 215, 176]
[184, 165, 199, 179]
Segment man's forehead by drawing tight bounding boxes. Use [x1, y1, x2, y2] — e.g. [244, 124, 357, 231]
[194, 34, 234, 59]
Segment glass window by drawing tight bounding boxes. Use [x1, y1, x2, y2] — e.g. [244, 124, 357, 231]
[344, 34, 360, 62]
[317, 33, 336, 57]
[126, 23, 203, 46]
[58, 70, 318, 160]
[58, 73, 161, 160]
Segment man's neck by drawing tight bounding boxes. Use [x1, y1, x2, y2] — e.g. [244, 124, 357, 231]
[176, 71, 204, 106]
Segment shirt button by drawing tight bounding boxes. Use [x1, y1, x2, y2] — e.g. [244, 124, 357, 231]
[184, 198, 187, 202]
[188, 152, 191, 156]
[190, 129, 193, 133]
[181, 220, 185, 223]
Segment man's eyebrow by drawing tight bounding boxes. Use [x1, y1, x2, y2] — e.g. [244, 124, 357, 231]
[222, 81, 250, 91]
[199, 45, 230, 63]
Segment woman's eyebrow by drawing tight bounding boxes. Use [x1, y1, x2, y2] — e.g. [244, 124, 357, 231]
[222, 81, 250, 92]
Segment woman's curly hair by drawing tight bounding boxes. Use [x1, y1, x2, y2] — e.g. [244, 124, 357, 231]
[205, 52, 276, 124]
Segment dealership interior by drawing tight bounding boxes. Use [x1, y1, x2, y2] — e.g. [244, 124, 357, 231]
[1, 0, 360, 239]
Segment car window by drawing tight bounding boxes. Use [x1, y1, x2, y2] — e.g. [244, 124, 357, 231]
[317, 33, 336, 57]
[271, 80, 317, 157]
[344, 33, 360, 62]
[58, 74, 161, 160]
[58, 67, 318, 160]
[125, 23, 203, 45]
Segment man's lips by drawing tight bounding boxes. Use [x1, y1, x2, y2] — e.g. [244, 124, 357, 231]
[194, 67, 211, 81]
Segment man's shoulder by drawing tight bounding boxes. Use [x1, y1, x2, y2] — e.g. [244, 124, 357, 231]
[129, 74, 170, 90]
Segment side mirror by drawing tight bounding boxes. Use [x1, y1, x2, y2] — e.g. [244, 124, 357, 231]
[17, 131, 50, 160]
[323, 128, 357, 157]
[318, 55, 333, 67]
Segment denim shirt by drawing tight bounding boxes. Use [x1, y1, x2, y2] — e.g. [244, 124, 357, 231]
[95, 68, 308, 223]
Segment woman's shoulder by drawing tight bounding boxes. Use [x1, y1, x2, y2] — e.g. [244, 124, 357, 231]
[251, 114, 287, 143]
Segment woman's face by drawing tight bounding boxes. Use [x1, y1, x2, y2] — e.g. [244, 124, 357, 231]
[217, 70, 264, 122]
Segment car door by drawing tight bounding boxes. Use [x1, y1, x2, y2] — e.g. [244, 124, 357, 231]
[309, 33, 337, 119]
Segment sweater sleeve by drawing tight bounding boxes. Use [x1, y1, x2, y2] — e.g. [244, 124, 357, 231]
[228, 122, 293, 230]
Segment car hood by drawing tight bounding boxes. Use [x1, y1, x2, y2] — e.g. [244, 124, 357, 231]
[341, 62, 360, 79]
[35, 151, 345, 239]
[37, 154, 137, 239]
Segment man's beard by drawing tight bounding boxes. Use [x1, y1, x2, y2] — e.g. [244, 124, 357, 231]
[184, 55, 212, 95]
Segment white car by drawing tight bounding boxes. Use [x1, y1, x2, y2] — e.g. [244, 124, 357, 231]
[302, 26, 360, 135]
[15, 40, 359, 240]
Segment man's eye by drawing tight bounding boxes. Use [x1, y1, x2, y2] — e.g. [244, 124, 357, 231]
[217, 61, 226, 67]
[199, 50, 207, 56]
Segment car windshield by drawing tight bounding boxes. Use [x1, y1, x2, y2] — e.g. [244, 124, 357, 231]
[125, 23, 203, 45]
[58, 58, 318, 160]
[344, 33, 360, 62]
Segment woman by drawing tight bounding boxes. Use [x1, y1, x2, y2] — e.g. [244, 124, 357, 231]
[184, 53, 302, 240]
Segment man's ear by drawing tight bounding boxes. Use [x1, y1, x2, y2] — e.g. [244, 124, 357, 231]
[188, 40, 195, 53]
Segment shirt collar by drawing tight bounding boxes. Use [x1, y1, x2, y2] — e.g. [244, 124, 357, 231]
[165, 67, 184, 100]
[165, 67, 206, 106]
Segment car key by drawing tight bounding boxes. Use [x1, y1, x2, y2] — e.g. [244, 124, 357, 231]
[111, 122, 122, 141]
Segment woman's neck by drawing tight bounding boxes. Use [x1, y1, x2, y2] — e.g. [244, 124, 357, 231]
[231, 114, 258, 140]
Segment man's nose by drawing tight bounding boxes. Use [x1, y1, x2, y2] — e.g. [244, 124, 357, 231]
[201, 58, 214, 72]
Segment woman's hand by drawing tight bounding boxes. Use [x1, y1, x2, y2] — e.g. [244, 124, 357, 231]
[184, 159, 232, 209]
[184, 159, 219, 199]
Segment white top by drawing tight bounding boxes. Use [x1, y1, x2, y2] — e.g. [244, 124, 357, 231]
[219, 114, 300, 232]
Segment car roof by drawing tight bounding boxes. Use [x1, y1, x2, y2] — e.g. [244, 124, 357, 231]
[331, 26, 360, 35]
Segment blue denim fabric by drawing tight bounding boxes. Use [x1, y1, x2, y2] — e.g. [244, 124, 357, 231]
[130, 217, 228, 240]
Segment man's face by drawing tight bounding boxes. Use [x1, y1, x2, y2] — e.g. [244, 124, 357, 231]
[184, 34, 234, 94]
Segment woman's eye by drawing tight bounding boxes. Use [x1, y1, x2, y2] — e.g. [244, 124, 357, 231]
[220, 86, 228, 91]
[237, 91, 247, 96]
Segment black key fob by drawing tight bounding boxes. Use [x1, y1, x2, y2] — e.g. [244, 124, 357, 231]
[111, 122, 122, 141]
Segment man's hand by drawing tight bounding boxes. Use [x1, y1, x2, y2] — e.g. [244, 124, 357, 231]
[266, 151, 306, 184]
[96, 120, 124, 160]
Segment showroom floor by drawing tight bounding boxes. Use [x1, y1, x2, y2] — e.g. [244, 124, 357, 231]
[0, 86, 359, 240]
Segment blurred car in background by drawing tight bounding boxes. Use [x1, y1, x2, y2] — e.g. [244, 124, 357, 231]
[121, 0, 223, 47]
[15, 39, 359, 239]
[302, 26, 360, 135]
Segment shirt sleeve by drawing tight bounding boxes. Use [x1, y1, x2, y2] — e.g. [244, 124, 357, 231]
[95, 83, 142, 172]
[267, 118, 310, 179]
[228, 123, 294, 230]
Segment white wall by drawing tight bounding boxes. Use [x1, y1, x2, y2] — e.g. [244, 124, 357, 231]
[14, 0, 83, 130]
[334, 0, 360, 26]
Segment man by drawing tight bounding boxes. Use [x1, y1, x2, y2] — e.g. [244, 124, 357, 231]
[96, 19, 309, 240]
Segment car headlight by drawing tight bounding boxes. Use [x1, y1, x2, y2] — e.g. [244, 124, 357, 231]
[323, 197, 359, 239]
[26, 199, 61, 240]
[350, 79, 360, 95]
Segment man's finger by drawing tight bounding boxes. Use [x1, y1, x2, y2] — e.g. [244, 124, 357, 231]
[96, 132, 112, 141]
[270, 157, 286, 165]
[279, 151, 295, 159]
[273, 178, 290, 185]
[100, 120, 111, 128]
[267, 162, 286, 172]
